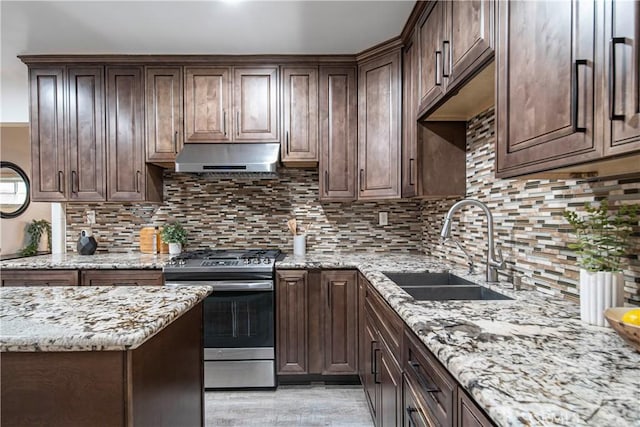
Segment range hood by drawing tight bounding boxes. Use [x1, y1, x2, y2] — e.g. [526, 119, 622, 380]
[175, 143, 280, 174]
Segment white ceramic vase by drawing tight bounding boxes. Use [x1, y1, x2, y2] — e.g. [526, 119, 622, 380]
[293, 234, 306, 257]
[579, 269, 624, 326]
[168, 242, 182, 256]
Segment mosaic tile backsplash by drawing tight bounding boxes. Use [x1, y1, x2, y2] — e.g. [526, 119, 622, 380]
[422, 107, 640, 304]
[66, 107, 639, 303]
[66, 169, 423, 255]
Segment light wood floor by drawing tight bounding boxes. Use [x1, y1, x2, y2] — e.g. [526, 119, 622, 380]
[205, 385, 374, 426]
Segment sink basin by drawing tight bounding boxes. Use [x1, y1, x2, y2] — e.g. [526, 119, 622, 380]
[383, 272, 512, 301]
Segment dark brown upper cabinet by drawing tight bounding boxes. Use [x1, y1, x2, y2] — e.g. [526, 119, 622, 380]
[417, 0, 495, 118]
[30, 66, 106, 202]
[67, 66, 106, 202]
[233, 66, 279, 141]
[184, 67, 231, 142]
[496, 1, 599, 177]
[418, 2, 447, 115]
[402, 32, 419, 198]
[145, 67, 183, 164]
[319, 66, 358, 201]
[281, 66, 319, 164]
[604, 0, 640, 157]
[184, 66, 278, 143]
[358, 49, 402, 200]
[29, 67, 67, 202]
[106, 66, 162, 202]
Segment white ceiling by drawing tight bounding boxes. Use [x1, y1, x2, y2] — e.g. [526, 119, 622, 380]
[0, 0, 415, 123]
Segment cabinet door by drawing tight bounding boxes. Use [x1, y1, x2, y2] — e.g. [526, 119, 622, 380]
[358, 51, 402, 200]
[319, 66, 358, 201]
[184, 67, 231, 142]
[1, 270, 79, 287]
[604, 0, 640, 155]
[146, 67, 183, 162]
[321, 270, 358, 375]
[378, 344, 403, 427]
[233, 67, 279, 141]
[106, 66, 146, 201]
[276, 270, 308, 374]
[457, 388, 493, 427]
[29, 67, 67, 201]
[402, 33, 419, 198]
[446, 0, 495, 90]
[80, 270, 163, 286]
[282, 66, 319, 163]
[362, 314, 378, 417]
[67, 66, 106, 201]
[418, 1, 447, 113]
[496, 1, 598, 177]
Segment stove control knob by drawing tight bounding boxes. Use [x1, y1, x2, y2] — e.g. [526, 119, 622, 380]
[262, 258, 270, 264]
[244, 259, 251, 264]
[178, 259, 186, 266]
[253, 258, 260, 264]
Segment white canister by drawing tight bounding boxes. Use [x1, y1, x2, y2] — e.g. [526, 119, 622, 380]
[579, 269, 624, 327]
[293, 234, 306, 257]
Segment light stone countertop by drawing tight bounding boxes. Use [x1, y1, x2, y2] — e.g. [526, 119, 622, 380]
[0, 252, 171, 269]
[277, 252, 640, 427]
[0, 285, 212, 352]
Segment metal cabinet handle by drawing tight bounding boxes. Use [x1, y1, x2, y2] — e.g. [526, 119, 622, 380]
[572, 59, 588, 132]
[370, 340, 377, 374]
[373, 349, 381, 384]
[327, 282, 332, 308]
[136, 170, 141, 193]
[442, 41, 450, 78]
[324, 170, 329, 194]
[409, 361, 440, 393]
[609, 37, 626, 121]
[174, 131, 178, 148]
[223, 111, 227, 136]
[236, 111, 240, 136]
[409, 158, 415, 186]
[359, 169, 364, 192]
[406, 407, 420, 427]
[57, 171, 64, 193]
[435, 51, 442, 86]
[71, 170, 78, 194]
[285, 131, 289, 155]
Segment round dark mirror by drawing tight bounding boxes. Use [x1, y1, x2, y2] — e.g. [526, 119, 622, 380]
[0, 161, 30, 219]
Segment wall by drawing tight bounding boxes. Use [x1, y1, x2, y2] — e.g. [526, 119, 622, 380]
[422, 108, 640, 305]
[0, 124, 51, 255]
[66, 169, 423, 254]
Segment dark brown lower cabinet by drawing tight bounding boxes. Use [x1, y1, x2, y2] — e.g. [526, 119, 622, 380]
[276, 269, 358, 378]
[1, 270, 79, 287]
[403, 374, 432, 427]
[457, 387, 493, 427]
[80, 269, 163, 286]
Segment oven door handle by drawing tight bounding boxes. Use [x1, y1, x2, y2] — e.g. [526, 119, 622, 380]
[165, 281, 274, 291]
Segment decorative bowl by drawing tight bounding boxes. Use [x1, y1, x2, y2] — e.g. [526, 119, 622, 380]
[603, 307, 640, 352]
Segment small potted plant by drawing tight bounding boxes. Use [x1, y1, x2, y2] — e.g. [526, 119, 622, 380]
[160, 221, 187, 255]
[564, 200, 638, 326]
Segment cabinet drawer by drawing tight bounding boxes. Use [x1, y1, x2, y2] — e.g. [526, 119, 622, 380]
[365, 282, 403, 356]
[405, 329, 455, 427]
[1, 270, 79, 287]
[403, 373, 436, 427]
[80, 270, 163, 286]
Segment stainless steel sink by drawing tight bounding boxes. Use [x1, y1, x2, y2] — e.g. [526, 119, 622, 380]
[383, 272, 512, 301]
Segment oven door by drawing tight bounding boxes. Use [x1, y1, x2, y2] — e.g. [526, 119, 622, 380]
[202, 288, 274, 350]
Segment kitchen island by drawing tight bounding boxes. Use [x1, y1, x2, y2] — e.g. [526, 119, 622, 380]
[0, 285, 212, 427]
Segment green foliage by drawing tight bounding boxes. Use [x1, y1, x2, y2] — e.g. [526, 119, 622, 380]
[563, 200, 638, 272]
[20, 219, 52, 257]
[160, 221, 187, 244]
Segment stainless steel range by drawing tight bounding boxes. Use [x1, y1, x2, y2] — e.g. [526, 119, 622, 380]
[163, 249, 280, 389]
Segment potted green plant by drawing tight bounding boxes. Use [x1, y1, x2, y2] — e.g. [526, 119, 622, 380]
[19, 219, 51, 256]
[564, 200, 638, 326]
[160, 221, 187, 255]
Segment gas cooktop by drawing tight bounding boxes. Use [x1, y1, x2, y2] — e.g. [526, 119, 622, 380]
[163, 249, 281, 273]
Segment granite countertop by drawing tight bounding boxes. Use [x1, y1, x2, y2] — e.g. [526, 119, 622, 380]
[0, 252, 171, 269]
[277, 253, 640, 427]
[0, 285, 212, 352]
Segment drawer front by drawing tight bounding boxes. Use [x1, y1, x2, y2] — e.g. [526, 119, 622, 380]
[365, 282, 403, 355]
[1, 270, 79, 287]
[405, 329, 455, 427]
[404, 374, 436, 427]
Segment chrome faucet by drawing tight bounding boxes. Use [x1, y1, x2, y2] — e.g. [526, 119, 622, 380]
[440, 199, 505, 284]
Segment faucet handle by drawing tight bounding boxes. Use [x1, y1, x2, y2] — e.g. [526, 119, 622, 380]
[492, 248, 505, 269]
